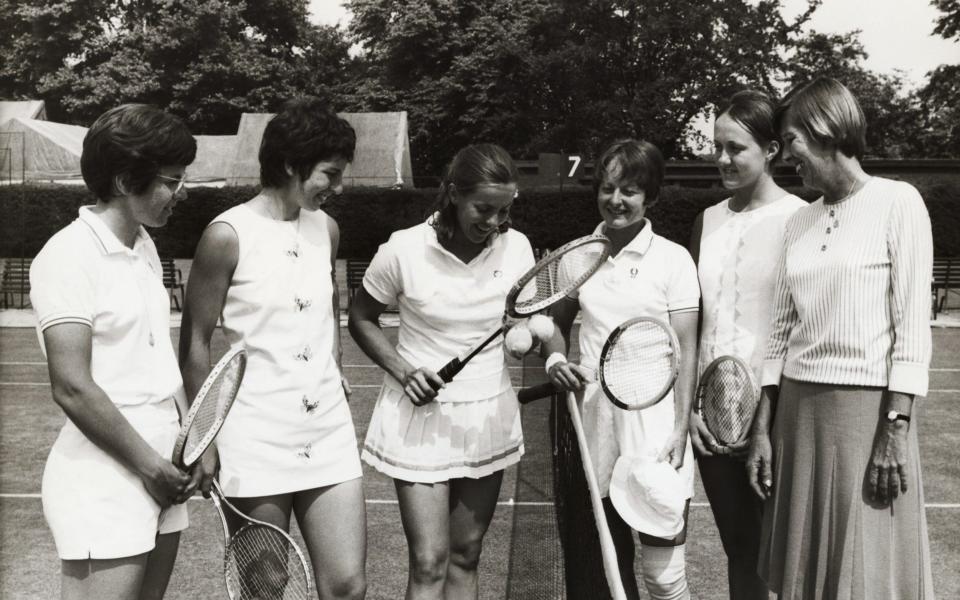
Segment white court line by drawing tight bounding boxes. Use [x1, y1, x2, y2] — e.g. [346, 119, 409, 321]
[4, 360, 959, 373]
[4, 382, 960, 393]
[0, 493, 958, 509]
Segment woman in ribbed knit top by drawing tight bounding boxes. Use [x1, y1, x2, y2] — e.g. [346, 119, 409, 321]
[746, 78, 935, 599]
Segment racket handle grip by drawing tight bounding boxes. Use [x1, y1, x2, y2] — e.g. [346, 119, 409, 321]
[517, 382, 559, 404]
[437, 358, 464, 384]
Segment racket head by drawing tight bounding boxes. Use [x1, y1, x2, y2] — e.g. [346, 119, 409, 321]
[224, 523, 312, 600]
[697, 355, 760, 445]
[172, 347, 246, 468]
[210, 480, 312, 600]
[598, 316, 680, 410]
[506, 234, 611, 317]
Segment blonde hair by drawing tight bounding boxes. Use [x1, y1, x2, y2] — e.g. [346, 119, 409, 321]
[774, 78, 866, 159]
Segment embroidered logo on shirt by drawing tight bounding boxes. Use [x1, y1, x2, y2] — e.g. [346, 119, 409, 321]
[297, 443, 312, 459]
[294, 296, 312, 311]
[302, 395, 319, 413]
[294, 345, 313, 362]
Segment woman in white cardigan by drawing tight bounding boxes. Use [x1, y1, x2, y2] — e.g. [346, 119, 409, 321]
[746, 77, 935, 600]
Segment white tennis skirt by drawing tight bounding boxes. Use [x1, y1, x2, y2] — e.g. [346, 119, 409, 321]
[362, 382, 524, 483]
[42, 397, 189, 560]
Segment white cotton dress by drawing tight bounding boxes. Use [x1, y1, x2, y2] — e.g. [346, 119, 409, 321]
[212, 204, 362, 497]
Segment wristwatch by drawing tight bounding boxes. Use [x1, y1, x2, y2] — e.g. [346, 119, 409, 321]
[885, 410, 911, 424]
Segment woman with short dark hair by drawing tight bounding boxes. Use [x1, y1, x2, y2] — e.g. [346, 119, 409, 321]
[747, 78, 935, 599]
[30, 103, 196, 599]
[180, 97, 366, 600]
[543, 138, 700, 600]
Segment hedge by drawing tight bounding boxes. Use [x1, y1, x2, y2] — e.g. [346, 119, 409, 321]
[1, 179, 958, 258]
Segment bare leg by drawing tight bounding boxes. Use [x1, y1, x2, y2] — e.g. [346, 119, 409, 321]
[395, 479, 451, 600]
[444, 472, 504, 600]
[61, 554, 148, 600]
[139, 532, 181, 600]
[293, 478, 367, 600]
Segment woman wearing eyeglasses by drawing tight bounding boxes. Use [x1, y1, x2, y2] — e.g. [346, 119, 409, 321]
[30, 104, 197, 600]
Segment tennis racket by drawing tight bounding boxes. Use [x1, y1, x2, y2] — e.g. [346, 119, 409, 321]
[436, 234, 611, 383]
[518, 316, 680, 410]
[563, 391, 628, 600]
[171, 346, 246, 468]
[696, 355, 759, 446]
[210, 479, 312, 600]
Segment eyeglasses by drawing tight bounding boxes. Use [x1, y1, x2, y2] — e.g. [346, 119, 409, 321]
[156, 174, 187, 195]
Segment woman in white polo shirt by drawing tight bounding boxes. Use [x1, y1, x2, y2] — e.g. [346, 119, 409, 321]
[29, 104, 196, 600]
[543, 139, 700, 600]
[689, 90, 805, 600]
[180, 98, 366, 599]
[348, 143, 535, 599]
[747, 78, 934, 599]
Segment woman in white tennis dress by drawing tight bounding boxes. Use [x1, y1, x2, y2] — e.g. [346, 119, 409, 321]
[349, 144, 534, 600]
[30, 104, 196, 600]
[689, 90, 805, 600]
[543, 139, 700, 600]
[180, 98, 365, 600]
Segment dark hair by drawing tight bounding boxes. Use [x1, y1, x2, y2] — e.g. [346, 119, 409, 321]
[430, 144, 519, 240]
[774, 77, 866, 159]
[259, 97, 356, 188]
[593, 139, 665, 206]
[81, 104, 196, 200]
[718, 89, 781, 162]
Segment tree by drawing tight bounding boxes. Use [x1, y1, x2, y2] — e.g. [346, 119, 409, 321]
[10, 0, 352, 132]
[784, 30, 924, 158]
[0, 0, 111, 108]
[346, 0, 811, 173]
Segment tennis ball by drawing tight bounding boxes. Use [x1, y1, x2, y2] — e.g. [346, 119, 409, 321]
[504, 323, 534, 358]
[527, 314, 556, 342]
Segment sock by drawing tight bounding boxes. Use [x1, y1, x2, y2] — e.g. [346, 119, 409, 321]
[640, 543, 690, 600]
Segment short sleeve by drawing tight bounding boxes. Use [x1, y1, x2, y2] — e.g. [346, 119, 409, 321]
[30, 237, 98, 331]
[666, 246, 700, 313]
[362, 235, 404, 306]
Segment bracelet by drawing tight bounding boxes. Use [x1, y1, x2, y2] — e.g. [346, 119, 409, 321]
[544, 352, 567, 374]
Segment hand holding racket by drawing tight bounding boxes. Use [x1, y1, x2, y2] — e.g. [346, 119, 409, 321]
[518, 316, 680, 411]
[435, 234, 611, 385]
[695, 355, 759, 456]
[210, 480, 312, 600]
[171, 346, 246, 470]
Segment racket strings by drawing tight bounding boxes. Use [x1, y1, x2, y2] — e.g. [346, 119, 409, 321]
[183, 355, 244, 461]
[603, 324, 677, 407]
[514, 241, 607, 314]
[700, 360, 758, 444]
[226, 525, 310, 600]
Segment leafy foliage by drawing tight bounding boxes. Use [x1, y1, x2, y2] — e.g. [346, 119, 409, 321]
[3, 0, 353, 132]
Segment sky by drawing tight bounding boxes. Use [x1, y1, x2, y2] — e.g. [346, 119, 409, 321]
[308, 0, 959, 87]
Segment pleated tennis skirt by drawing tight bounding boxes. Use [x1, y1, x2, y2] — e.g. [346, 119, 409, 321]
[758, 378, 935, 600]
[362, 381, 524, 483]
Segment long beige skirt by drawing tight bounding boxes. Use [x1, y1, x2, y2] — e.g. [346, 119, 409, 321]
[758, 378, 934, 600]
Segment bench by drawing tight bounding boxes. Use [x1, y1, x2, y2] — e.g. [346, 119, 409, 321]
[1, 258, 31, 309]
[160, 258, 184, 311]
[933, 256, 960, 318]
[345, 258, 369, 310]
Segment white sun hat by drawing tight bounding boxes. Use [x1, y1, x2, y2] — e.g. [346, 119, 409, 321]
[609, 454, 687, 538]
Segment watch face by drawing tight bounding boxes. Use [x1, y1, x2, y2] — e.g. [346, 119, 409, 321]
[887, 410, 897, 421]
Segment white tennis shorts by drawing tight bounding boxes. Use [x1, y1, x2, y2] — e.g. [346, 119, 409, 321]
[42, 397, 189, 560]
